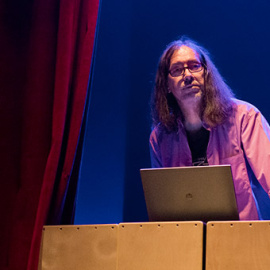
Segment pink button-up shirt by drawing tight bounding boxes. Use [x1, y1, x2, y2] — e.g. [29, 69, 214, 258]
[150, 99, 270, 220]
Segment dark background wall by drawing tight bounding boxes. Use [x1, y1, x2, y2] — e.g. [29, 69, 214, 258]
[75, 0, 270, 224]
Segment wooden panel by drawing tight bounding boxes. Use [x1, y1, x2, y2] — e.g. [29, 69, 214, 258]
[39, 224, 118, 270]
[117, 221, 203, 270]
[206, 221, 270, 270]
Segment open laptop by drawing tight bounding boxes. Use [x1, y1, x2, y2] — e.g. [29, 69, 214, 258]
[140, 165, 239, 222]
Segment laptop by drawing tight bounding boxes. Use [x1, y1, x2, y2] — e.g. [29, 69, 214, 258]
[140, 165, 239, 222]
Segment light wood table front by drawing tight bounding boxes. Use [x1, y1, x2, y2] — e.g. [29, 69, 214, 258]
[39, 224, 118, 270]
[117, 221, 204, 270]
[206, 221, 270, 270]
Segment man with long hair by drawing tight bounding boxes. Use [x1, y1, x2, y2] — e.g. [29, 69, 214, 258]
[150, 37, 270, 220]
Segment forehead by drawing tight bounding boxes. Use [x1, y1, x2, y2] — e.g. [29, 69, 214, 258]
[170, 46, 200, 65]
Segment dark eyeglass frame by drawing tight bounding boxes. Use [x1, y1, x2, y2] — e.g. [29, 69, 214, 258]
[169, 62, 204, 77]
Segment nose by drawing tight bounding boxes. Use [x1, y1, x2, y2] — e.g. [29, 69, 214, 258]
[183, 73, 194, 85]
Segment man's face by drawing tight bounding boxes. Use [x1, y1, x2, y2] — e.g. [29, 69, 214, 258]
[167, 46, 205, 107]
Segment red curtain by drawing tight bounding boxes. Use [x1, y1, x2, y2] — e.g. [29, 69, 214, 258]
[0, 0, 99, 269]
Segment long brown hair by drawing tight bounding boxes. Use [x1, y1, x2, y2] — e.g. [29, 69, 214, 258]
[151, 37, 234, 132]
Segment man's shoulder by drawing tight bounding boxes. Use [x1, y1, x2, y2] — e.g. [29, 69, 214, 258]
[150, 124, 164, 141]
[150, 123, 177, 142]
[232, 98, 260, 115]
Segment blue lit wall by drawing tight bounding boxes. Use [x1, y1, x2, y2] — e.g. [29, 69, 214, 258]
[75, 0, 270, 224]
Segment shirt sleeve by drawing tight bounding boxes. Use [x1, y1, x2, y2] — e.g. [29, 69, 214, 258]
[149, 128, 162, 168]
[241, 106, 270, 199]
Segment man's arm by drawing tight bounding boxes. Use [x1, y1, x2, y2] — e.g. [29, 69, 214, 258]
[241, 106, 270, 199]
[149, 129, 162, 168]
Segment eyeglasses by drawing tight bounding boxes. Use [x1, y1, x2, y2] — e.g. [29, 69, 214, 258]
[169, 62, 204, 77]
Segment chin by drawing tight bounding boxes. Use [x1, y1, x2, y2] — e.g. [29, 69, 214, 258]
[195, 92, 202, 98]
[186, 90, 202, 99]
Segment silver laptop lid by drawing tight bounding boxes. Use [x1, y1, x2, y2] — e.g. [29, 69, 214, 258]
[140, 165, 239, 222]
